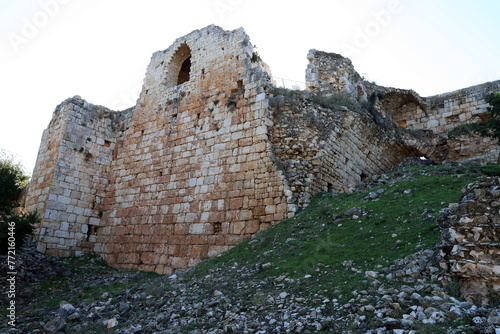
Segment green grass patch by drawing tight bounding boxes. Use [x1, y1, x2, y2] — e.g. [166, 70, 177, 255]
[480, 164, 500, 176]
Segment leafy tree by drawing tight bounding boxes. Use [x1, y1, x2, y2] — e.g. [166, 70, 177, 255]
[0, 150, 38, 253]
[0, 154, 29, 212]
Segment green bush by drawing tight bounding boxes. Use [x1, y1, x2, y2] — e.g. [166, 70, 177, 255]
[448, 123, 483, 137]
[312, 92, 359, 110]
[480, 165, 500, 176]
[0, 152, 38, 253]
[0, 211, 38, 253]
[478, 91, 500, 141]
[0, 159, 29, 212]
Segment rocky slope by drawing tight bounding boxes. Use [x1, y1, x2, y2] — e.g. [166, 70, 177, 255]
[2, 164, 500, 333]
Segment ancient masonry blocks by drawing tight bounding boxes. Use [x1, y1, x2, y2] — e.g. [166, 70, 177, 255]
[26, 26, 294, 273]
[25, 25, 500, 274]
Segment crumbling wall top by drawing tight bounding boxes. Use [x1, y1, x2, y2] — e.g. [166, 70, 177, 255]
[305, 49, 367, 100]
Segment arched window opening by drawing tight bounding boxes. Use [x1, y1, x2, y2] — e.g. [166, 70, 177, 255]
[165, 43, 192, 89]
[177, 56, 191, 85]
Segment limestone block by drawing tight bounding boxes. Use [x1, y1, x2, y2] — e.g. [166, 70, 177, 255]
[60, 222, 70, 231]
[239, 210, 253, 221]
[208, 245, 230, 258]
[189, 223, 211, 235]
[170, 256, 189, 268]
[255, 125, 267, 135]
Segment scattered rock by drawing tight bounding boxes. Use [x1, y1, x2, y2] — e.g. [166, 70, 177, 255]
[105, 317, 118, 329]
[56, 301, 75, 318]
[262, 262, 272, 269]
[44, 315, 66, 333]
[118, 301, 132, 314]
[488, 309, 500, 325]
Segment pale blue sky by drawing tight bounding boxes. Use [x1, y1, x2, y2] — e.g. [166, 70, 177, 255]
[1, 0, 499, 173]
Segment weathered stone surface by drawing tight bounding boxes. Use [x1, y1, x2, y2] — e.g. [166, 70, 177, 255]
[26, 25, 293, 274]
[43, 315, 66, 332]
[438, 178, 500, 305]
[306, 50, 500, 165]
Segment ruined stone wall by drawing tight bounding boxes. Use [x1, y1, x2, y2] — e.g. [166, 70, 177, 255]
[269, 92, 419, 207]
[91, 26, 292, 273]
[377, 83, 500, 164]
[317, 113, 417, 193]
[439, 178, 500, 305]
[26, 26, 293, 274]
[25, 98, 126, 256]
[445, 133, 499, 164]
[307, 50, 500, 137]
[306, 50, 500, 164]
[393, 81, 500, 134]
[25, 25, 500, 274]
[306, 49, 368, 101]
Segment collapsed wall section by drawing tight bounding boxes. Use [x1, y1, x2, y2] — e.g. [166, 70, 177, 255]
[306, 49, 500, 164]
[268, 91, 419, 207]
[364, 76, 500, 138]
[306, 49, 368, 100]
[417, 81, 500, 133]
[373, 82, 500, 164]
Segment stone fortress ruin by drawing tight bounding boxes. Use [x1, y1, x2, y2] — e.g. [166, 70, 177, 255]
[25, 25, 500, 275]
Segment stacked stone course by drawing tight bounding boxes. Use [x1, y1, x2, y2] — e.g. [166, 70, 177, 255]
[26, 26, 295, 274]
[439, 178, 500, 305]
[305, 51, 500, 164]
[305, 49, 368, 100]
[268, 93, 418, 206]
[421, 82, 500, 133]
[25, 25, 499, 274]
[27, 98, 125, 256]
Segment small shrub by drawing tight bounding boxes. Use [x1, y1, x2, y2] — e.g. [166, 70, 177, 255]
[252, 291, 267, 307]
[448, 123, 482, 137]
[479, 91, 500, 141]
[269, 87, 301, 109]
[0, 210, 38, 253]
[0, 151, 39, 253]
[311, 92, 358, 111]
[480, 165, 500, 176]
[251, 50, 262, 63]
[0, 159, 29, 212]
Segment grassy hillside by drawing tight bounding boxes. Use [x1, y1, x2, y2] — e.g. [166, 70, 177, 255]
[3, 163, 497, 333]
[191, 164, 481, 281]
